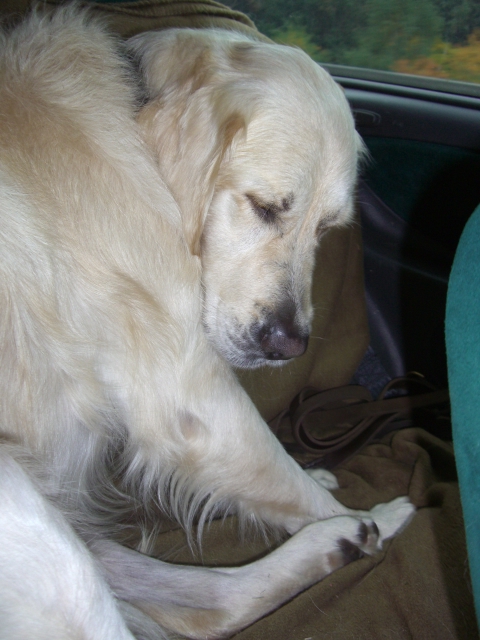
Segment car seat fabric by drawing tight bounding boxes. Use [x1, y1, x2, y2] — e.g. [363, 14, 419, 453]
[446, 203, 480, 624]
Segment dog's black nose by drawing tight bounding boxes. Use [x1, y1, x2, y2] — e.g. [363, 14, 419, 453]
[259, 319, 309, 360]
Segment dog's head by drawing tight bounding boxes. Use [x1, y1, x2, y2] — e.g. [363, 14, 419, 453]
[130, 30, 363, 368]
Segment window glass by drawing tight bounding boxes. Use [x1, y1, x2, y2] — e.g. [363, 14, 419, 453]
[223, 1, 480, 86]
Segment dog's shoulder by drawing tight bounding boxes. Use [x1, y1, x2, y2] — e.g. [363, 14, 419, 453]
[0, 6, 138, 162]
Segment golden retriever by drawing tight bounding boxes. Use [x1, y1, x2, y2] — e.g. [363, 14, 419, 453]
[0, 6, 414, 639]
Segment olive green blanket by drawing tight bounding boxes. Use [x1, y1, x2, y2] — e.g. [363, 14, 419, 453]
[154, 428, 476, 640]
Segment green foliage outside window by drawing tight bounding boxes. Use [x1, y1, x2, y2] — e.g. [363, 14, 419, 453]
[224, 0, 480, 84]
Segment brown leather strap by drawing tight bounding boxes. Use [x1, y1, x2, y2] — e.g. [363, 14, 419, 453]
[269, 374, 450, 469]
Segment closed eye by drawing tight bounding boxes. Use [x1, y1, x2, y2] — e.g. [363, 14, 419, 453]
[246, 194, 279, 224]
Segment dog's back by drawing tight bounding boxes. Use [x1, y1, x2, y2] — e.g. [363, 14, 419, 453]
[0, 7, 197, 495]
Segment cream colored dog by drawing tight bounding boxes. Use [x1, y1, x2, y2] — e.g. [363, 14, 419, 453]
[0, 7, 414, 639]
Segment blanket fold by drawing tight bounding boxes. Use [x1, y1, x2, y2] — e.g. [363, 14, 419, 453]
[148, 428, 477, 639]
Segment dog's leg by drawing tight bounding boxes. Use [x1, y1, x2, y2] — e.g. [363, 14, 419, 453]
[94, 514, 380, 639]
[113, 320, 414, 539]
[147, 350, 415, 541]
[0, 447, 134, 640]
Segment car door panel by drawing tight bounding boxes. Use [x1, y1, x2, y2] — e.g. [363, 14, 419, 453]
[329, 74, 480, 388]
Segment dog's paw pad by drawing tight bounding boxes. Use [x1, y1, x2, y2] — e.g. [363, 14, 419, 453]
[354, 518, 381, 555]
[307, 468, 339, 490]
[331, 516, 380, 570]
[357, 519, 380, 548]
[337, 537, 364, 563]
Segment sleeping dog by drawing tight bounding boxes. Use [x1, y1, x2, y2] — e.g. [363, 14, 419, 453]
[0, 6, 414, 638]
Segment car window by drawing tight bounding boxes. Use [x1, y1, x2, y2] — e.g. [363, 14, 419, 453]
[223, 1, 480, 95]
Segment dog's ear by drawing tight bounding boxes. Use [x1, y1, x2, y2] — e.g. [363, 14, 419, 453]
[186, 111, 246, 256]
[132, 31, 249, 256]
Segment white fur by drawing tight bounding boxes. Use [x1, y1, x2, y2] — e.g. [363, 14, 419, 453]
[0, 7, 414, 639]
[0, 447, 135, 640]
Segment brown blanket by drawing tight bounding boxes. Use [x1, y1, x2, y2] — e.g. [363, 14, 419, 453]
[151, 428, 477, 639]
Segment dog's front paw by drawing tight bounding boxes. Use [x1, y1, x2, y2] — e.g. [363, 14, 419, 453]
[306, 467, 339, 490]
[338, 516, 381, 558]
[369, 496, 415, 542]
[322, 515, 381, 573]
